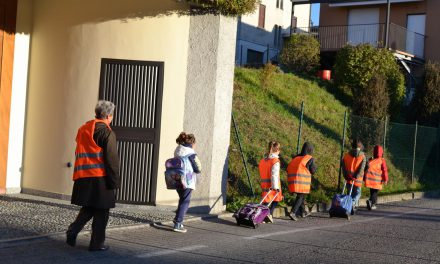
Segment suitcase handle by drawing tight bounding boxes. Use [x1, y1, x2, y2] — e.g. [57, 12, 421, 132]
[259, 189, 280, 206]
[341, 181, 354, 196]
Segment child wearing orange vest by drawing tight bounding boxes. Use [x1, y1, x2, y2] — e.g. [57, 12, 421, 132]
[286, 142, 317, 221]
[258, 141, 283, 223]
[342, 139, 366, 215]
[364, 145, 388, 210]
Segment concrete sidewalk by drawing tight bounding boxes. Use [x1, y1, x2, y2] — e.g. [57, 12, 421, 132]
[0, 194, 220, 243]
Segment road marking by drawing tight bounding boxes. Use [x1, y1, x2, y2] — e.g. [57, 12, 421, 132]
[136, 245, 208, 258]
[244, 208, 434, 240]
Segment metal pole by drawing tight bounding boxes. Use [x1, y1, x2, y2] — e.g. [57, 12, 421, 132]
[240, 45, 243, 66]
[411, 121, 418, 184]
[296, 101, 305, 155]
[385, 0, 391, 48]
[231, 113, 255, 198]
[338, 111, 348, 192]
[383, 116, 388, 152]
[290, 3, 295, 36]
[266, 44, 270, 64]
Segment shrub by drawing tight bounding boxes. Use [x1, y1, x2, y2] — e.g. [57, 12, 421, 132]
[260, 63, 277, 90]
[279, 34, 320, 75]
[188, 0, 260, 16]
[414, 61, 440, 126]
[334, 44, 405, 118]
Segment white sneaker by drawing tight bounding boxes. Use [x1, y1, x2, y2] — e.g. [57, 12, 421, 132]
[173, 223, 187, 233]
[265, 215, 274, 223]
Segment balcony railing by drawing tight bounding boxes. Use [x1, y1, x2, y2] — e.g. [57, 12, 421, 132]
[293, 23, 425, 58]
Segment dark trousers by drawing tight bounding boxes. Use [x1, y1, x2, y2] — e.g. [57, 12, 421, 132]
[291, 193, 306, 215]
[174, 188, 192, 224]
[263, 201, 278, 215]
[67, 206, 110, 248]
[370, 189, 379, 204]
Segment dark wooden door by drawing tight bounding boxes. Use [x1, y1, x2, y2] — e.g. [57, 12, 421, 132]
[99, 58, 164, 205]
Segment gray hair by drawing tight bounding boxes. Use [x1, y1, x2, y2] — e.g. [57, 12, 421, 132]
[95, 100, 115, 119]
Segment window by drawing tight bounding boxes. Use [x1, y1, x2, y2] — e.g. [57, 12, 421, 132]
[247, 49, 264, 66]
[258, 4, 266, 29]
[276, 0, 284, 10]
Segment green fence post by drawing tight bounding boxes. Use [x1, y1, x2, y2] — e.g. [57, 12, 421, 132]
[296, 101, 305, 155]
[383, 116, 388, 152]
[337, 111, 348, 192]
[231, 113, 255, 198]
[412, 121, 418, 184]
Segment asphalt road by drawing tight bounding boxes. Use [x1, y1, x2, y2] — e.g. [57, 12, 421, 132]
[1, 198, 440, 264]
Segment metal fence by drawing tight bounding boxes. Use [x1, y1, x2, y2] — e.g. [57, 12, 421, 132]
[293, 23, 425, 58]
[228, 104, 440, 203]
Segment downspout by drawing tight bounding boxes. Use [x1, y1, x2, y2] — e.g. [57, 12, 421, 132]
[385, 0, 391, 48]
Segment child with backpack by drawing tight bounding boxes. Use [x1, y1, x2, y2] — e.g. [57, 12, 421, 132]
[258, 141, 283, 223]
[364, 145, 388, 210]
[171, 132, 202, 233]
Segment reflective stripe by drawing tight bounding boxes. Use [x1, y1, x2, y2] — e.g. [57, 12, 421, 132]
[261, 179, 271, 183]
[288, 180, 311, 185]
[366, 176, 382, 182]
[76, 152, 103, 159]
[367, 171, 382, 177]
[287, 173, 311, 178]
[74, 163, 105, 172]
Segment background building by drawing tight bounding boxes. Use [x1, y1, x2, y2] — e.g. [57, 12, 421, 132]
[236, 0, 311, 66]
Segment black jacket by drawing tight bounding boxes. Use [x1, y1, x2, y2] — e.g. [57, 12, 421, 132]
[71, 122, 120, 209]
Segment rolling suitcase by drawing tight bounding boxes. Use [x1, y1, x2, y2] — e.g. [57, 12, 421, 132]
[233, 189, 279, 229]
[329, 182, 354, 220]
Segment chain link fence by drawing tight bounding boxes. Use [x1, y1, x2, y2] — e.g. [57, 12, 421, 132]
[228, 104, 440, 209]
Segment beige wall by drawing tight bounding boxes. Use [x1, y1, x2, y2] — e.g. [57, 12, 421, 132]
[321, 2, 426, 27]
[320, 1, 440, 61]
[22, 0, 190, 204]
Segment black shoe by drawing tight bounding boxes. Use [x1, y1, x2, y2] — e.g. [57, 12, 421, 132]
[288, 212, 298, 221]
[350, 207, 355, 215]
[366, 200, 372, 210]
[88, 245, 109, 252]
[66, 233, 76, 247]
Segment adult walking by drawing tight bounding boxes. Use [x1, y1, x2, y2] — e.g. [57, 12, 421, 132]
[364, 145, 388, 210]
[342, 139, 366, 215]
[66, 100, 120, 251]
[286, 142, 317, 221]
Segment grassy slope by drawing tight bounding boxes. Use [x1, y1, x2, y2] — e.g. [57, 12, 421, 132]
[228, 67, 414, 210]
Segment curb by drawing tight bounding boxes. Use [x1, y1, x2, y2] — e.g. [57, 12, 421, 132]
[272, 190, 440, 218]
[0, 213, 224, 245]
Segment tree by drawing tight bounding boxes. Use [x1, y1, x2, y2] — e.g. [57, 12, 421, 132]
[334, 44, 405, 118]
[414, 61, 440, 126]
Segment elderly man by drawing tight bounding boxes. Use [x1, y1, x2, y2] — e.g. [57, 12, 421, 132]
[66, 100, 120, 251]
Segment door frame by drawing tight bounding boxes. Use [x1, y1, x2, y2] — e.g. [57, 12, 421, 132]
[0, 0, 17, 193]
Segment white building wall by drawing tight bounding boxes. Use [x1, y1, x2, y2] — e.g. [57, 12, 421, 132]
[6, 0, 32, 194]
[236, 0, 310, 65]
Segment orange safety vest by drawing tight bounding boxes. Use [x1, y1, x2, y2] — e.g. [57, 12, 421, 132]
[286, 155, 313, 194]
[364, 158, 384, 190]
[259, 157, 283, 203]
[343, 153, 364, 187]
[73, 119, 110, 181]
